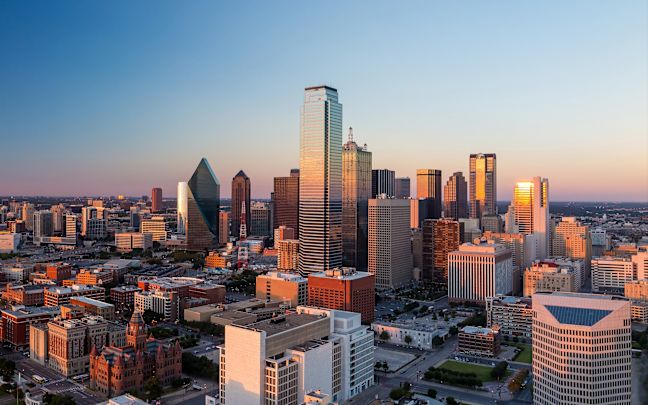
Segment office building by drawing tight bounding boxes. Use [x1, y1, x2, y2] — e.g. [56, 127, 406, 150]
[64, 214, 76, 239]
[552, 217, 592, 277]
[486, 295, 533, 341]
[591, 257, 634, 293]
[2, 284, 44, 305]
[255, 271, 308, 307]
[308, 267, 375, 323]
[75, 268, 114, 286]
[151, 187, 162, 213]
[532, 293, 631, 405]
[140, 216, 167, 241]
[483, 231, 537, 295]
[469, 153, 496, 219]
[422, 219, 463, 282]
[510, 177, 550, 259]
[231, 170, 251, 238]
[368, 198, 412, 290]
[448, 240, 513, 305]
[33, 210, 53, 241]
[69, 297, 116, 321]
[115, 232, 152, 252]
[185, 158, 220, 250]
[273, 169, 300, 237]
[626, 280, 648, 301]
[416, 169, 442, 219]
[134, 290, 178, 321]
[219, 307, 373, 404]
[22, 202, 34, 231]
[110, 285, 141, 313]
[274, 225, 295, 246]
[481, 214, 502, 233]
[44, 285, 105, 307]
[0, 233, 20, 253]
[395, 177, 410, 199]
[458, 326, 501, 357]
[372, 169, 395, 198]
[443, 172, 468, 219]
[176, 181, 188, 234]
[342, 127, 371, 270]
[50, 204, 65, 233]
[219, 211, 230, 245]
[298, 86, 343, 275]
[250, 201, 272, 237]
[277, 239, 299, 271]
[523, 261, 578, 297]
[0, 306, 59, 349]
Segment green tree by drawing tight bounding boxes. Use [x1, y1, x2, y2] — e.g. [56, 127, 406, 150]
[449, 326, 459, 336]
[404, 335, 413, 344]
[0, 359, 15, 381]
[491, 361, 509, 380]
[427, 388, 437, 398]
[142, 309, 163, 325]
[144, 377, 163, 400]
[432, 336, 444, 346]
[379, 331, 390, 341]
[43, 394, 76, 405]
[446, 397, 458, 405]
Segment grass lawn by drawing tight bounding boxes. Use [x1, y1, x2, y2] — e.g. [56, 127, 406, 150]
[438, 360, 506, 382]
[512, 344, 532, 364]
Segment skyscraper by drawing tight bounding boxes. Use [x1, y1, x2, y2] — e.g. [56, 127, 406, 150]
[298, 86, 343, 275]
[185, 158, 220, 251]
[469, 153, 497, 219]
[273, 169, 299, 237]
[176, 182, 188, 235]
[552, 216, 592, 277]
[443, 171, 468, 219]
[371, 169, 395, 198]
[395, 177, 411, 199]
[510, 177, 550, 259]
[532, 293, 631, 405]
[231, 170, 251, 238]
[416, 169, 442, 219]
[151, 187, 162, 213]
[342, 127, 372, 270]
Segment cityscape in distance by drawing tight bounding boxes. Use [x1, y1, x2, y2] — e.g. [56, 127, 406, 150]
[0, 2, 647, 405]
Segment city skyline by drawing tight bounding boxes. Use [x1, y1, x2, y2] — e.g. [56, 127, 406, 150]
[1, 1, 646, 202]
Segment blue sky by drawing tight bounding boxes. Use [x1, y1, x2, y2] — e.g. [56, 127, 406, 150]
[1, 0, 646, 201]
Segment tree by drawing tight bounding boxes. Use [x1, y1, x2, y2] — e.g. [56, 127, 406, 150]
[43, 394, 76, 405]
[144, 377, 163, 400]
[182, 352, 219, 380]
[404, 335, 413, 345]
[379, 331, 390, 341]
[0, 359, 15, 381]
[142, 309, 163, 325]
[432, 336, 444, 346]
[491, 361, 509, 380]
[446, 397, 458, 405]
[382, 362, 389, 372]
[449, 326, 459, 336]
[427, 388, 437, 398]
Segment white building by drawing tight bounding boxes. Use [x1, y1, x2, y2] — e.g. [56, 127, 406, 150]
[532, 292, 631, 405]
[0, 264, 32, 282]
[485, 295, 533, 341]
[371, 320, 449, 350]
[134, 290, 177, 321]
[448, 239, 513, 305]
[509, 177, 550, 259]
[0, 233, 21, 253]
[368, 197, 412, 289]
[591, 257, 634, 293]
[140, 217, 167, 241]
[115, 232, 152, 252]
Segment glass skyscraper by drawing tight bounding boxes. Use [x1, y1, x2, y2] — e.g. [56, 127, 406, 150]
[298, 86, 343, 275]
[186, 158, 220, 251]
[177, 182, 188, 234]
[469, 153, 497, 219]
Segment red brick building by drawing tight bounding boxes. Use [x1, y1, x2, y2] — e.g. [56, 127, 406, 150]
[45, 263, 72, 283]
[0, 306, 59, 349]
[2, 284, 45, 306]
[110, 285, 141, 313]
[308, 267, 375, 323]
[89, 312, 182, 397]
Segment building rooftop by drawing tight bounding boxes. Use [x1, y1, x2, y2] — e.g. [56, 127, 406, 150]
[46, 284, 104, 294]
[111, 285, 141, 292]
[462, 326, 497, 335]
[545, 305, 611, 327]
[1, 305, 59, 318]
[260, 271, 307, 283]
[69, 296, 114, 308]
[246, 313, 323, 337]
[310, 267, 372, 281]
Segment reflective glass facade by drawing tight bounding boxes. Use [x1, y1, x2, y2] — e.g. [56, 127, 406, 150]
[177, 182, 188, 234]
[298, 86, 343, 275]
[186, 158, 220, 250]
[469, 153, 497, 219]
[231, 170, 251, 238]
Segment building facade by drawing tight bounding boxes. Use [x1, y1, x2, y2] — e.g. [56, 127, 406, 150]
[469, 153, 496, 219]
[371, 169, 395, 198]
[443, 171, 468, 220]
[255, 271, 308, 307]
[486, 295, 533, 341]
[273, 169, 300, 238]
[231, 170, 251, 238]
[308, 268, 375, 323]
[186, 158, 220, 251]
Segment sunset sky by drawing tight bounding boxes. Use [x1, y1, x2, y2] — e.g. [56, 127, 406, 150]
[1, 1, 646, 201]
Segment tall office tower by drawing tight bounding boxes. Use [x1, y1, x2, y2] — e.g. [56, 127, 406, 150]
[50, 204, 65, 233]
[443, 172, 468, 219]
[368, 198, 412, 289]
[81, 207, 97, 237]
[274, 225, 295, 246]
[218, 211, 230, 245]
[308, 267, 375, 323]
[371, 169, 395, 198]
[21, 202, 34, 231]
[186, 158, 220, 251]
[481, 214, 503, 233]
[151, 187, 162, 212]
[532, 293, 631, 405]
[231, 170, 251, 238]
[433, 219, 463, 282]
[250, 201, 271, 237]
[298, 86, 343, 275]
[552, 217, 592, 277]
[448, 240, 513, 305]
[469, 153, 497, 220]
[342, 127, 372, 270]
[410, 199, 420, 228]
[511, 177, 550, 259]
[395, 177, 411, 199]
[421, 220, 435, 280]
[33, 210, 53, 240]
[483, 231, 537, 294]
[64, 214, 76, 239]
[273, 169, 300, 237]
[416, 169, 442, 220]
[176, 182, 188, 234]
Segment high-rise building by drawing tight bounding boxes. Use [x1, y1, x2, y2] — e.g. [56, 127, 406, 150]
[218, 211, 230, 245]
[231, 170, 251, 238]
[371, 169, 395, 198]
[448, 240, 513, 305]
[21, 202, 34, 231]
[416, 169, 442, 219]
[432, 219, 463, 282]
[255, 271, 308, 307]
[532, 293, 631, 405]
[591, 257, 634, 293]
[33, 210, 53, 241]
[176, 182, 188, 235]
[186, 158, 220, 251]
[524, 261, 579, 297]
[481, 214, 502, 233]
[151, 187, 162, 213]
[64, 214, 76, 240]
[308, 267, 375, 323]
[486, 295, 533, 341]
[552, 217, 592, 277]
[50, 204, 65, 233]
[342, 127, 372, 270]
[250, 201, 271, 237]
[510, 177, 550, 259]
[274, 225, 295, 246]
[443, 171, 468, 219]
[368, 198, 412, 290]
[483, 231, 537, 294]
[469, 153, 496, 219]
[395, 177, 411, 199]
[298, 86, 343, 275]
[273, 169, 300, 237]
[277, 239, 299, 271]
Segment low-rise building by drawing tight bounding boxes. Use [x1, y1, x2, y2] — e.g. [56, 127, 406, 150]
[626, 280, 648, 301]
[110, 285, 141, 313]
[115, 232, 153, 252]
[75, 268, 114, 286]
[69, 296, 116, 321]
[308, 267, 375, 323]
[458, 326, 501, 357]
[523, 261, 578, 297]
[0, 233, 21, 253]
[2, 284, 45, 306]
[0, 306, 59, 349]
[255, 271, 308, 307]
[44, 285, 106, 306]
[134, 290, 178, 321]
[371, 320, 449, 350]
[631, 301, 648, 324]
[592, 256, 634, 293]
[0, 265, 32, 282]
[485, 295, 533, 341]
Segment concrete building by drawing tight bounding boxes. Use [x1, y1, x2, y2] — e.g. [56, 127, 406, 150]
[532, 293, 631, 405]
[256, 271, 308, 307]
[469, 153, 496, 219]
[486, 295, 533, 341]
[69, 296, 116, 320]
[75, 268, 114, 286]
[371, 319, 449, 350]
[395, 177, 410, 199]
[219, 307, 373, 405]
[250, 201, 272, 237]
[44, 285, 106, 307]
[110, 285, 141, 313]
[219, 210, 230, 245]
[140, 216, 167, 241]
[625, 280, 648, 301]
[0, 232, 21, 253]
[115, 232, 152, 252]
[1, 264, 33, 283]
[509, 177, 550, 259]
[2, 284, 44, 306]
[483, 231, 537, 295]
[368, 197, 412, 290]
[448, 240, 513, 305]
[308, 267, 375, 323]
[592, 256, 634, 293]
[372, 169, 396, 198]
[552, 217, 592, 275]
[134, 290, 178, 321]
[0, 306, 59, 349]
[443, 171, 468, 220]
[458, 326, 501, 357]
[273, 169, 300, 238]
[277, 239, 299, 271]
[523, 261, 578, 297]
[151, 187, 162, 213]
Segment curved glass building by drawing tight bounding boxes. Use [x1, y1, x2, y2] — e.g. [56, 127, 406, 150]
[186, 158, 220, 250]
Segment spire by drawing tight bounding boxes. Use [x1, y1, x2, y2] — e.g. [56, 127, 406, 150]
[348, 126, 353, 143]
